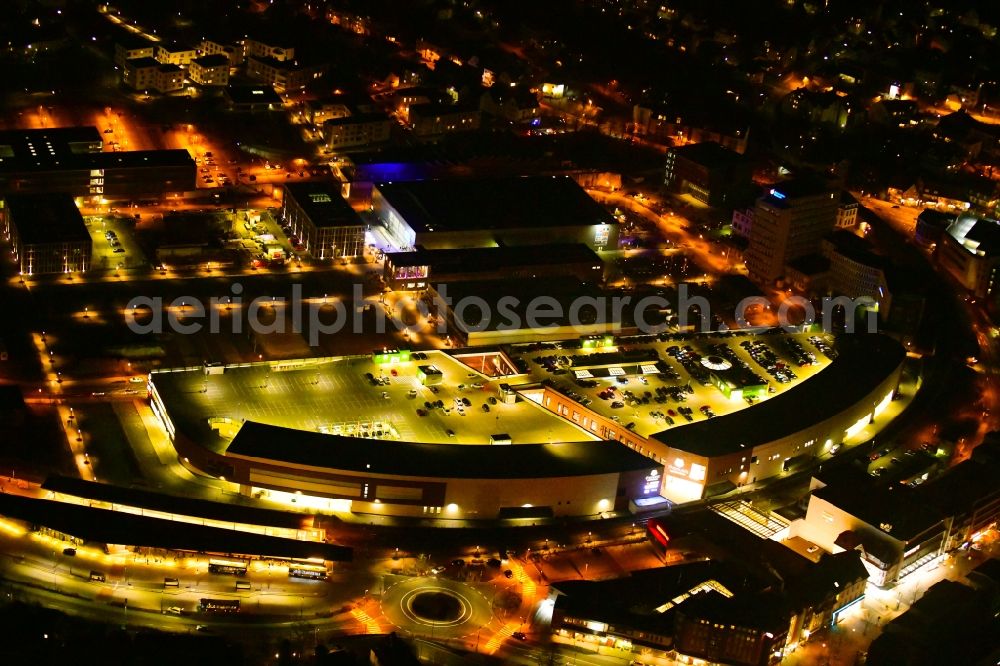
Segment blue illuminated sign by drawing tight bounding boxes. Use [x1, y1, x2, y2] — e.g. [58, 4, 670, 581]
[769, 189, 786, 200]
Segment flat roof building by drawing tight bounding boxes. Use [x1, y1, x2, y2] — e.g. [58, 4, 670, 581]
[663, 141, 751, 207]
[383, 243, 604, 290]
[372, 176, 619, 251]
[221, 422, 660, 520]
[149, 331, 905, 519]
[936, 213, 1000, 302]
[2, 192, 91, 275]
[224, 85, 282, 112]
[280, 181, 365, 259]
[0, 127, 195, 199]
[431, 276, 621, 346]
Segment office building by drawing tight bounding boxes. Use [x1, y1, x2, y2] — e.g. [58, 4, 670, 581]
[280, 181, 366, 259]
[0, 127, 196, 198]
[663, 141, 751, 207]
[745, 178, 839, 285]
[3, 193, 92, 275]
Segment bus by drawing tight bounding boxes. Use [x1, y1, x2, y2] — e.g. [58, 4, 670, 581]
[208, 558, 248, 577]
[288, 563, 329, 581]
[199, 598, 240, 614]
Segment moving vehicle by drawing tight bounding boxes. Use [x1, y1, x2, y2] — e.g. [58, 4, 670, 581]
[208, 558, 248, 577]
[288, 563, 328, 580]
[199, 598, 240, 614]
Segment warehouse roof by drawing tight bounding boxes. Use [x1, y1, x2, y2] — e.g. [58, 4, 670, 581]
[374, 176, 617, 233]
[226, 421, 655, 479]
[652, 333, 905, 457]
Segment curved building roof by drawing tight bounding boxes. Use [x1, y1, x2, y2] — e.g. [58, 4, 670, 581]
[225, 421, 656, 479]
[651, 333, 904, 457]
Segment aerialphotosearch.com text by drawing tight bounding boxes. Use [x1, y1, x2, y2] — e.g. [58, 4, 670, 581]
[124, 282, 879, 346]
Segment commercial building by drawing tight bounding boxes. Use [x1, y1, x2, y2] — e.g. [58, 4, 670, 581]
[371, 176, 619, 251]
[2, 192, 92, 275]
[745, 179, 839, 285]
[188, 54, 231, 87]
[797, 483, 949, 587]
[409, 103, 481, 138]
[122, 57, 183, 93]
[936, 213, 1000, 300]
[221, 423, 657, 520]
[0, 127, 196, 199]
[552, 510, 869, 666]
[280, 181, 366, 259]
[149, 331, 904, 519]
[323, 113, 392, 151]
[224, 85, 283, 112]
[383, 243, 604, 291]
[431, 276, 621, 346]
[651, 333, 904, 503]
[663, 141, 750, 207]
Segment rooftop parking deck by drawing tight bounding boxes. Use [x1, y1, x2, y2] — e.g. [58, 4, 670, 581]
[509, 330, 835, 440]
[151, 350, 595, 452]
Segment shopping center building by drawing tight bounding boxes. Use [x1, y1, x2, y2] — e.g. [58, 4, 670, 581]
[148, 331, 905, 519]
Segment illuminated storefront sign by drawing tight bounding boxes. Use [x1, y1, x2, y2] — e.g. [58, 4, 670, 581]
[643, 468, 661, 495]
[594, 225, 610, 246]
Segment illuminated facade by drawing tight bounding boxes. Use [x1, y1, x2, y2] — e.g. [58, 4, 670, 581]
[280, 181, 366, 259]
[3, 193, 92, 275]
[371, 176, 620, 251]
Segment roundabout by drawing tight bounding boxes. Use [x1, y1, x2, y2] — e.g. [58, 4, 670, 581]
[381, 575, 494, 639]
